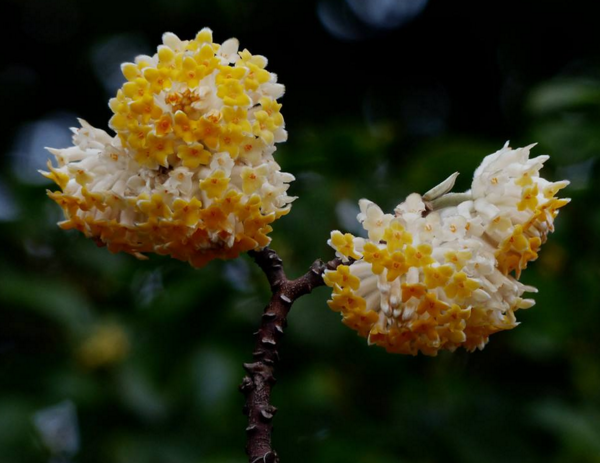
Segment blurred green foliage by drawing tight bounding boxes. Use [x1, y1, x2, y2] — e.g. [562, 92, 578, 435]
[1, 0, 600, 462]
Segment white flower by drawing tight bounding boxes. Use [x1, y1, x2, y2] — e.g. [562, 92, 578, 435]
[217, 38, 240, 64]
[394, 192, 425, 221]
[441, 215, 467, 242]
[357, 199, 393, 242]
[413, 212, 442, 244]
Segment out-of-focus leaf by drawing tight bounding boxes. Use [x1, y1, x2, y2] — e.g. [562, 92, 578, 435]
[527, 79, 600, 115]
[0, 268, 93, 337]
[533, 400, 600, 461]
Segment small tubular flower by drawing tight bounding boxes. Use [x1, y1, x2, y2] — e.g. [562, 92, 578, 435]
[41, 29, 294, 267]
[325, 143, 569, 355]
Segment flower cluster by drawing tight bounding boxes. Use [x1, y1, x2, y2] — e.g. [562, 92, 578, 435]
[42, 29, 294, 267]
[325, 143, 569, 355]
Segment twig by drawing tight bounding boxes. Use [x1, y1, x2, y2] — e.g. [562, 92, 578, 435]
[240, 247, 345, 463]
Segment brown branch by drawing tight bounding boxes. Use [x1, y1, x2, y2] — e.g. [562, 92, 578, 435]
[240, 247, 346, 463]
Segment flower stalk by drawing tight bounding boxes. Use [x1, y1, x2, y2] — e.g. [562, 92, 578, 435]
[241, 247, 345, 463]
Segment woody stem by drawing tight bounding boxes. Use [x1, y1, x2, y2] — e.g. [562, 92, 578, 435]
[240, 247, 344, 463]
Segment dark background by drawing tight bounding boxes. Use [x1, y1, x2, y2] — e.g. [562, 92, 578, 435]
[1, 0, 599, 462]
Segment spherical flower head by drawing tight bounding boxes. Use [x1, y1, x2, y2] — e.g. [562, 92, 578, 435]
[41, 29, 295, 267]
[325, 143, 570, 356]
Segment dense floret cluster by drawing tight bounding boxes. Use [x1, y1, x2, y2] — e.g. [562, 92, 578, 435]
[42, 29, 294, 267]
[325, 144, 569, 355]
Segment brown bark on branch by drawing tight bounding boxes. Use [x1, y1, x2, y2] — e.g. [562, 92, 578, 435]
[240, 247, 346, 463]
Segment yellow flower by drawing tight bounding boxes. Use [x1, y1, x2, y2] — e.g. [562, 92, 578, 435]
[177, 143, 211, 169]
[121, 62, 143, 81]
[252, 110, 277, 144]
[155, 114, 173, 137]
[417, 293, 450, 317]
[133, 146, 155, 167]
[127, 123, 152, 149]
[216, 65, 246, 85]
[423, 265, 454, 289]
[157, 45, 175, 65]
[200, 170, 230, 199]
[401, 283, 427, 303]
[437, 304, 471, 343]
[201, 203, 230, 230]
[180, 56, 203, 89]
[496, 224, 542, 277]
[244, 63, 271, 91]
[41, 160, 69, 189]
[137, 193, 172, 219]
[405, 244, 434, 267]
[130, 96, 163, 124]
[362, 242, 389, 274]
[194, 44, 219, 75]
[219, 124, 245, 157]
[517, 184, 539, 211]
[323, 265, 360, 291]
[122, 78, 150, 101]
[259, 97, 284, 127]
[342, 308, 379, 338]
[81, 188, 106, 212]
[146, 133, 175, 167]
[143, 67, 172, 93]
[221, 106, 252, 133]
[173, 111, 198, 144]
[444, 272, 479, 300]
[195, 27, 213, 45]
[172, 197, 203, 226]
[328, 287, 367, 312]
[238, 49, 267, 68]
[384, 251, 409, 282]
[382, 220, 412, 252]
[196, 116, 221, 150]
[515, 169, 535, 187]
[329, 231, 361, 260]
[217, 79, 251, 107]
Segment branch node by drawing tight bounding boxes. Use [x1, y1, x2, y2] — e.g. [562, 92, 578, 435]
[243, 362, 264, 374]
[260, 408, 275, 421]
[261, 337, 277, 347]
[239, 376, 254, 392]
[311, 258, 326, 272]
